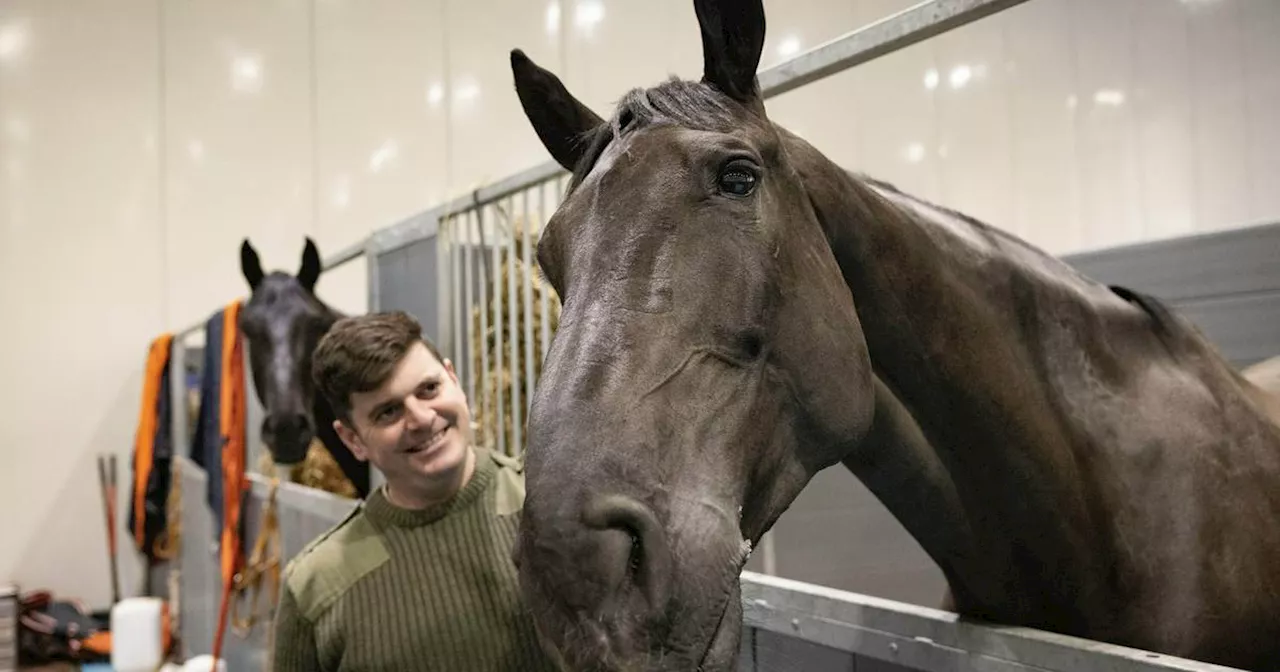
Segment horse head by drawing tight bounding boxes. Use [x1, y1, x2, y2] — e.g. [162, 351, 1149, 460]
[508, 1, 875, 668]
[238, 237, 340, 466]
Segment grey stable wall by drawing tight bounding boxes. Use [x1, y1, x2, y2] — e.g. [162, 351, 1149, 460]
[1065, 221, 1280, 369]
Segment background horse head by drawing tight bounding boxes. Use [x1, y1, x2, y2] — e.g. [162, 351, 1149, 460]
[238, 238, 369, 498]
[508, 2, 877, 668]
[509, 0, 1280, 670]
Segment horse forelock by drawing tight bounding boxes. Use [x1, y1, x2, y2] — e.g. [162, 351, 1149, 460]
[568, 78, 754, 191]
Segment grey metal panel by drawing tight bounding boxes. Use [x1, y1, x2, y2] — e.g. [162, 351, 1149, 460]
[178, 458, 217, 660]
[1062, 222, 1280, 303]
[740, 571, 1246, 672]
[737, 628, 757, 671]
[753, 629, 856, 671]
[376, 245, 406, 315]
[376, 236, 445, 345]
[1060, 221, 1280, 367]
[1175, 292, 1280, 368]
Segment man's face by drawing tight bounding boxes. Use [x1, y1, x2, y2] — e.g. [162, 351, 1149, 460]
[335, 341, 472, 491]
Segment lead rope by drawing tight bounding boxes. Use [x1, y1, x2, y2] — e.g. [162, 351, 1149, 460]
[209, 478, 282, 670]
[230, 477, 283, 638]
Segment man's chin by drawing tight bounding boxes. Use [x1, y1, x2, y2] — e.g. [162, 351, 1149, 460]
[409, 434, 470, 476]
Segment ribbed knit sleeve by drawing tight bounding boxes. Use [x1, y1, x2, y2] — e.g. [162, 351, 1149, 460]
[272, 582, 321, 672]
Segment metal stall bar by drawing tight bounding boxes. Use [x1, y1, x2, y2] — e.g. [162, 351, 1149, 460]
[522, 189, 536, 415]
[478, 207, 494, 448]
[436, 213, 452, 362]
[506, 196, 523, 455]
[489, 203, 507, 455]
[757, 0, 1033, 98]
[449, 216, 464, 391]
[738, 571, 1246, 672]
[464, 212, 478, 409]
[363, 238, 388, 491]
[538, 181, 552, 365]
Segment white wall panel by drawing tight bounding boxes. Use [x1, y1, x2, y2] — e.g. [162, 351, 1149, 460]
[1188, 0, 1250, 235]
[162, 0, 314, 328]
[1242, 0, 1280, 227]
[0, 0, 162, 607]
[1003, 0, 1082, 253]
[314, 0, 449, 253]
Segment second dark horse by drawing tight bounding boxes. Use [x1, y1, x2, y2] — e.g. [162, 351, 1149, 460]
[238, 238, 370, 499]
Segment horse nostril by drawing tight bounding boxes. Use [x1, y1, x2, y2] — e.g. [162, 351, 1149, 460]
[258, 412, 311, 458]
[581, 495, 672, 610]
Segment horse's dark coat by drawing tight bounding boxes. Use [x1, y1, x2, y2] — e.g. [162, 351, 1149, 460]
[508, 2, 1280, 670]
[238, 238, 370, 498]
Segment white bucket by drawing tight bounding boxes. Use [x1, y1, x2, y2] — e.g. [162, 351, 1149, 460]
[109, 597, 164, 672]
[182, 654, 228, 672]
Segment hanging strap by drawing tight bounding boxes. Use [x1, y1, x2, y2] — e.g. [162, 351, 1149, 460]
[230, 477, 283, 637]
[211, 299, 247, 667]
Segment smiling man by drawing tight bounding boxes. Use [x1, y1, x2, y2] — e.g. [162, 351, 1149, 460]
[270, 310, 558, 671]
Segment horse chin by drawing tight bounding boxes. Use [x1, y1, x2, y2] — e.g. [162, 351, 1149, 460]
[696, 579, 744, 672]
[268, 441, 310, 467]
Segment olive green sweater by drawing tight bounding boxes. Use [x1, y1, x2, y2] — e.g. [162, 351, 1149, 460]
[271, 448, 559, 672]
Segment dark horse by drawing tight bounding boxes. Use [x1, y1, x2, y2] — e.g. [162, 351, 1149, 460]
[506, 1, 1280, 670]
[238, 238, 370, 499]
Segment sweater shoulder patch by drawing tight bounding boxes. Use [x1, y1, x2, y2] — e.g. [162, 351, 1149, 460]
[490, 452, 527, 517]
[284, 507, 389, 622]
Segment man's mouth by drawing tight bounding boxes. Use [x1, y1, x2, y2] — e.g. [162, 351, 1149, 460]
[403, 425, 451, 455]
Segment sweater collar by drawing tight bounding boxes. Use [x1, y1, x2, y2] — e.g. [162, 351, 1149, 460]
[364, 448, 496, 528]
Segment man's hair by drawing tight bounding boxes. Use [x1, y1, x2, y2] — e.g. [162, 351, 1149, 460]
[312, 310, 446, 425]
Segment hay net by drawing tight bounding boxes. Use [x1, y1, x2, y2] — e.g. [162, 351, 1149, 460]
[467, 212, 561, 458]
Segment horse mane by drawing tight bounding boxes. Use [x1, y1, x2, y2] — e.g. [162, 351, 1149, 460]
[855, 175, 1090, 277]
[853, 174, 1188, 329]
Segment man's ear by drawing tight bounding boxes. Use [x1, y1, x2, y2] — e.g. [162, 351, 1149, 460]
[510, 48, 606, 171]
[333, 419, 368, 462]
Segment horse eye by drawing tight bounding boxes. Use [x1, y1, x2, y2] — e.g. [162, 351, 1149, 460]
[718, 165, 757, 197]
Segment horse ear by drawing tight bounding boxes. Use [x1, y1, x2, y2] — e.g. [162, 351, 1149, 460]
[510, 48, 605, 172]
[298, 236, 321, 293]
[694, 0, 766, 107]
[240, 239, 264, 291]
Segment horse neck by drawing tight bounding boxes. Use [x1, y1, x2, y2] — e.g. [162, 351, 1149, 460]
[787, 135, 1150, 624]
[307, 303, 372, 498]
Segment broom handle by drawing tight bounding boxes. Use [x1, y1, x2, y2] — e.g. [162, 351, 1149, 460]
[96, 456, 118, 605]
[108, 455, 121, 604]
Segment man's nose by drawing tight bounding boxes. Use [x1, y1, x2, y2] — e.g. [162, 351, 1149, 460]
[403, 397, 437, 430]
